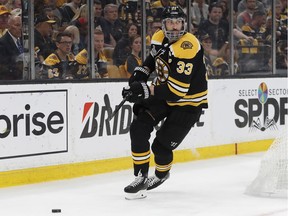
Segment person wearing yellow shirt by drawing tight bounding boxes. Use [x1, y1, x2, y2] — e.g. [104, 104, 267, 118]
[43, 32, 76, 79]
[75, 29, 108, 78]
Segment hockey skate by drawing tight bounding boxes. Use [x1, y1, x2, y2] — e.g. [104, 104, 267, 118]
[147, 172, 170, 190]
[124, 173, 148, 200]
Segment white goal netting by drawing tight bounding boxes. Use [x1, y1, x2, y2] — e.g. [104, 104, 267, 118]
[245, 130, 288, 198]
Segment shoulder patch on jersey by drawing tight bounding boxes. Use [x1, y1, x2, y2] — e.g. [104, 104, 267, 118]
[181, 41, 193, 49]
[170, 33, 200, 59]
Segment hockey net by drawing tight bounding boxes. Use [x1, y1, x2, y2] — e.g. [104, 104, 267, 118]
[245, 130, 288, 198]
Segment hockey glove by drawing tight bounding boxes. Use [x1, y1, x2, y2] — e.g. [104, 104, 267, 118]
[122, 81, 150, 103]
[128, 66, 150, 85]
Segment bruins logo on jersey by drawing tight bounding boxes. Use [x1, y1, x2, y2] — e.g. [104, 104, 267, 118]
[180, 41, 193, 50]
[155, 58, 169, 83]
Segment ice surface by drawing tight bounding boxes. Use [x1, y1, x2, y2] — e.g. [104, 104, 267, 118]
[0, 153, 287, 216]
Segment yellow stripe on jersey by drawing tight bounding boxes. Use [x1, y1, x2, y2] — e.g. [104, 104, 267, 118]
[168, 76, 190, 88]
[167, 89, 208, 107]
[182, 90, 208, 99]
[167, 76, 190, 97]
[168, 83, 186, 97]
[167, 99, 208, 107]
[170, 33, 201, 59]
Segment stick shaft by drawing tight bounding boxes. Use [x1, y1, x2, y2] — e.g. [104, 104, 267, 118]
[108, 95, 129, 121]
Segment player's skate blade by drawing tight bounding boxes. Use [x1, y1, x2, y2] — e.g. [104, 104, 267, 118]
[147, 172, 170, 190]
[125, 190, 147, 200]
[124, 174, 148, 200]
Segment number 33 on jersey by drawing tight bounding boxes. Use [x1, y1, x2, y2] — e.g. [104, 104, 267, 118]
[151, 30, 208, 110]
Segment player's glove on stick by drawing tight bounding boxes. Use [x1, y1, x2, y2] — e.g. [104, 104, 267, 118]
[128, 66, 150, 85]
[122, 81, 150, 103]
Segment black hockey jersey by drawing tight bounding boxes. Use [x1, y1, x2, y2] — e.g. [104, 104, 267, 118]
[149, 30, 208, 110]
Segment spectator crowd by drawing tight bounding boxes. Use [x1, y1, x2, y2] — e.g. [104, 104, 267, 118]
[0, 0, 287, 80]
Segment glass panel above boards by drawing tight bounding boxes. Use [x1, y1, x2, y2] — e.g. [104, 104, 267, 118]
[0, 0, 286, 83]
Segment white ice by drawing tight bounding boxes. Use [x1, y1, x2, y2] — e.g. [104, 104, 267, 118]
[0, 153, 287, 216]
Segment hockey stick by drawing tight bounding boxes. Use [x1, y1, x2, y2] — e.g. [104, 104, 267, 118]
[106, 92, 131, 121]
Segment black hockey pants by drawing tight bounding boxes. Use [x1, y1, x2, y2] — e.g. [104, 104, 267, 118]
[129, 97, 202, 178]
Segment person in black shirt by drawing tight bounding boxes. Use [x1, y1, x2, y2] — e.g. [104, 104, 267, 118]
[99, 3, 126, 47]
[197, 2, 229, 51]
[0, 15, 23, 80]
[112, 22, 139, 66]
[34, 15, 56, 63]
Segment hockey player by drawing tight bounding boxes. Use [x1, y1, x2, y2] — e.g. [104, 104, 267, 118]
[122, 6, 208, 200]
